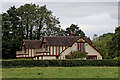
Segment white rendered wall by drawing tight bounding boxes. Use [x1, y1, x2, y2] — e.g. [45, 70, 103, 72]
[85, 43, 102, 59]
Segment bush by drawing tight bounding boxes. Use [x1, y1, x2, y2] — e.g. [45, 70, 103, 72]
[67, 51, 87, 59]
[113, 57, 120, 60]
[2, 59, 119, 68]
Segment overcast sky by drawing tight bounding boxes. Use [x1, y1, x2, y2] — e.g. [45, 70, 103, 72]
[1, 1, 118, 39]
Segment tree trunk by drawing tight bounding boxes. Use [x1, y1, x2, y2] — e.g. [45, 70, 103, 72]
[26, 18, 29, 39]
[30, 26, 33, 40]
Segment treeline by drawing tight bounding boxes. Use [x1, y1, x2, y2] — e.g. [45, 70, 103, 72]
[92, 27, 120, 59]
[2, 4, 85, 59]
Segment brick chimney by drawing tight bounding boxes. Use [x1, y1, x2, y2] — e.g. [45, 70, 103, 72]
[71, 31, 74, 36]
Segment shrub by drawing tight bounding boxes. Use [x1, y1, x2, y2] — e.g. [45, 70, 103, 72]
[2, 59, 118, 68]
[113, 57, 120, 60]
[67, 51, 87, 59]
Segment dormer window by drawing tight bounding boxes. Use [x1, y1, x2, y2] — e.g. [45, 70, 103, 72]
[22, 45, 26, 53]
[43, 42, 47, 51]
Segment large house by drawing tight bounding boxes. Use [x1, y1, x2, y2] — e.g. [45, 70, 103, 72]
[16, 36, 103, 60]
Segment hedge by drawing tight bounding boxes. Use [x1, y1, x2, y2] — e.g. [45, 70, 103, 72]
[2, 59, 119, 68]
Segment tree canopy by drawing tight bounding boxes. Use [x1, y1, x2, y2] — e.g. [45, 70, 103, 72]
[65, 24, 85, 37]
[2, 4, 62, 59]
[92, 33, 113, 59]
[107, 27, 120, 58]
[92, 27, 120, 59]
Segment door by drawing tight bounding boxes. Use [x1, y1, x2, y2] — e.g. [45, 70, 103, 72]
[65, 55, 70, 59]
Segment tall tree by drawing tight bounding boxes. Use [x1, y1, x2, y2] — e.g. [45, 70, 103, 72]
[17, 4, 37, 40]
[92, 33, 113, 59]
[17, 4, 61, 40]
[107, 27, 120, 58]
[2, 6, 22, 59]
[34, 5, 60, 39]
[93, 34, 98, 41]
[0, 14, 2, 59]
[2, 13, 11, 59]
[2, 4, 62, 59]
[65, 24, 85, 37]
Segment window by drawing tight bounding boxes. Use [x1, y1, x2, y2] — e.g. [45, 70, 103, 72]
[56, 56, 59, 59]
[65, 55, 69, 59]
[22, 45, 26, 53]
[24, 48, 26, 53]
[77, 42, 85, 51]
[43, 42, 47, 51]
[87, 55, 97, 60]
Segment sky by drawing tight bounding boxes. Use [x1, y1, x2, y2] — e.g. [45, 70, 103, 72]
[1, 0, 119, 39]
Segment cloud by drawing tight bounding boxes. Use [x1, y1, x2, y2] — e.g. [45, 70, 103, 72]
[60, 13, 117, 38]
[1, 0, 119, 2]
[1, 2, 118, 39]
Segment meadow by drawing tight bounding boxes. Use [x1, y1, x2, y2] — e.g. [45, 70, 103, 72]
[2, 67, 118, 78]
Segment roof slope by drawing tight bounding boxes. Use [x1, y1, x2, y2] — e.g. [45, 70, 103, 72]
[44, 36, 92, 46]
[23, 40, 41, 49]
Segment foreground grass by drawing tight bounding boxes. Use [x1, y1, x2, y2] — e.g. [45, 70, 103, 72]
[2, 67, 118, 78]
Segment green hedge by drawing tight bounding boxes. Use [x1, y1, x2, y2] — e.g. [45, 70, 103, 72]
[2, 59, 119, 68]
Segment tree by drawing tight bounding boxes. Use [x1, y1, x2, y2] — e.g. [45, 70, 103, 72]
[2, 4, 62, 59]
[33, 5, 61, 39]
[17, 4, 61, 40]
[67, 51, 87, 59]
[65, 24, 85, 37]
[107, 27, 120, 58]
[0, 14, 2, 59]
[17, 4, 37, 40]
[2, 6, 23, 59]
[93, 34, 98, 41]
[92, 33, 113, 59]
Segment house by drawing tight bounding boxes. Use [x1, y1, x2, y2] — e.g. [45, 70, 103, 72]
[16, 36, 103, 60]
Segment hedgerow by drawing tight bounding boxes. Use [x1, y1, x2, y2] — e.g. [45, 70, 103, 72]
[2, 59, 119, 68]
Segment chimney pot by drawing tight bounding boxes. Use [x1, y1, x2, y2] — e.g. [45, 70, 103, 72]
[71, 31, 74, 36]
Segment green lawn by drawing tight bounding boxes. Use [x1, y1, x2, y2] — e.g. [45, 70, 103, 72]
[2, 67, 118, 78]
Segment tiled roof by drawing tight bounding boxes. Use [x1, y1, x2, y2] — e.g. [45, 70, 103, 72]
[84, 37, 92, 44]
[22, 36, 92, 48]
[44, 36, 92, 46]
[23, 40, 41, 49]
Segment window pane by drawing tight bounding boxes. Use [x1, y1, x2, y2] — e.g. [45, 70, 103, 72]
[84, 43, 85, 51]
[77, 42, 85, 51]
[81, 43, 85, 51]
[77, 43, 79, 51]
[95, 57, 96, 60]
[81, 43, 83, 51]
[79, 43, 80, 51]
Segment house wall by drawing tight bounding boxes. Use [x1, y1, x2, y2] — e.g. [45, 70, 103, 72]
[60, 38, 84, 59]
[43, 56, 56, 60]
[34, 56, 56, 60]
[49, 46, 66, 55]
[60, 44, 77, 59]
[23, 49, 35, 57]
[85, 43, 102, 59]
[59, 38, 102, 60]
[16, 49, 38, 58]
[33, 46, 67, 60]
[29, 49, 35, 57]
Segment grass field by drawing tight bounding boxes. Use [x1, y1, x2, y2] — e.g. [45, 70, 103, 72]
[2, 67, 118, 78]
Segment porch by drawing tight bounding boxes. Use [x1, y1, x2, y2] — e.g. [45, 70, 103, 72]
[16, 48, 50, 58]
